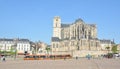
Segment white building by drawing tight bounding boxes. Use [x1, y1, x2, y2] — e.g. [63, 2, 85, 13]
[17, 39, 31, 54]
[0, 39, 15, 52]
[0, 38, 31, 55]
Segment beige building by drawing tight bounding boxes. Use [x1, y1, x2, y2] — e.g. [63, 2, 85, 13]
[51, 16, 101, 57]
[100, 39, 114, 51]
[117, 44, 120, 53]
[31, 41, 48, 55]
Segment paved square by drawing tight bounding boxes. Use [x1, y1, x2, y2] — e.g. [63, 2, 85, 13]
[0, 58, 120, 69]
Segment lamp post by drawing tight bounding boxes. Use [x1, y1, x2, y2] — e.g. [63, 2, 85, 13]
[14, 43, 17, 60]
[14, 39, 18, 60]
[4, 38, 6, 56]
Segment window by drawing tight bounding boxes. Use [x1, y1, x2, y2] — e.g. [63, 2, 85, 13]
[53, 43, 55, 48]
[18, 48, 20, 50]
[56, 18, 58, 21]
[39, 50, 43, 53]
[56, 43, 58, 48]
[71, 41, 74, 46]
[56, 23, 57, 27]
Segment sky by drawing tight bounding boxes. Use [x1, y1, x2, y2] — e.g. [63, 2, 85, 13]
[0, 0, 120, 44]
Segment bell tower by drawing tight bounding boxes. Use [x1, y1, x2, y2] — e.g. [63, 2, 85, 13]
[53, 16, 61, 39]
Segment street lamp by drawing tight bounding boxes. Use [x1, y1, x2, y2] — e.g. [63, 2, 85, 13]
[14, 43, 17, 60]
[14, 39, 18, 60]
[4, 39, 6, 56]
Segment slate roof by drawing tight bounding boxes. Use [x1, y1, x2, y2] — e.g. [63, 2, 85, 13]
[100, 39, 114, 44]
[51, 37, 60, 42]
[88, 24, 96, 27]
[75, 18, 84, 23]
[61, 24, 70, 28]
[18, 39, 29, 41]
[0, 38, 30, 42]
[0, 39, 13, 41]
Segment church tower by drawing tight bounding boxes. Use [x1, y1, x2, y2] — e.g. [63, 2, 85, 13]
[53, 16, 61, 39]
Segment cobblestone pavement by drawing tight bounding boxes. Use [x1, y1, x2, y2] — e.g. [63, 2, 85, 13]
[0, 58, 120, 69]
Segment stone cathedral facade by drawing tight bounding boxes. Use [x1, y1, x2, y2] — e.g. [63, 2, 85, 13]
[51, 16, 101, 57]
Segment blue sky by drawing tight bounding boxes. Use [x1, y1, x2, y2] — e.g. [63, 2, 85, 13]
[0, 0, 120, 44]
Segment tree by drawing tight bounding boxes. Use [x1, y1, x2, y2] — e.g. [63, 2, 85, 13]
[105, 46, 113, 58]
[106, 46, 110, 53]
[31, 42, 42, 54]
[0, 45, 2, 54]
[106, 46, 110, 50]
[10, 46, 16, 56]
[45, 47, 51, 58]
[46, 47, 51, 54]
[111, 45, 118, 53]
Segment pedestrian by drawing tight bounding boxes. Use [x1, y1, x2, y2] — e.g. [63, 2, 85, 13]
[2, 56, 6, 62]
[87, 54, 91, 60]
[76, 56, 78, 60]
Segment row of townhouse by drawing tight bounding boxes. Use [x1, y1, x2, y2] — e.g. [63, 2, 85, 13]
[0, 38, 48, 55]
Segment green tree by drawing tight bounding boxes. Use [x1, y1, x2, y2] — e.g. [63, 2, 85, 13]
[10, 45, 16, 55]
[45, 47, 51, 58]
[111, 45, 118, 53]
[46, 47, 51, 54]
[106, 46, 110, 53]
[0, 45, 2, 54]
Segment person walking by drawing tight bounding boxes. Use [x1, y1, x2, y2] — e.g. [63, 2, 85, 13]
[87, 54, 91, 60]
[2, 56, 6, 62]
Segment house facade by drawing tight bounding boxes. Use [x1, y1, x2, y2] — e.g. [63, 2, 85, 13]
[0, 38, 31, 55]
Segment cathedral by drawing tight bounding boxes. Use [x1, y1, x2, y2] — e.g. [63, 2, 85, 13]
[51, 16, 101, 57]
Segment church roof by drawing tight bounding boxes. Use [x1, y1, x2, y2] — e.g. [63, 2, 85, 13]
[88, 24, 96, 27]
[51, 37, 60, 42]
[75, 18, 84, 23]
[61, 24, 70, 28]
